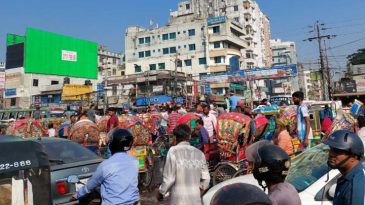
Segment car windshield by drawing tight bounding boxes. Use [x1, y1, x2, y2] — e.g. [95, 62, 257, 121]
[286, 143, 330, 192]
[41, 140, 100, 165]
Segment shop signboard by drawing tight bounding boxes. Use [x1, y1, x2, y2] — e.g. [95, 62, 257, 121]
[207, 16, 226, 25]
[204, 82, 212, 95]
[135, 95, 184, 106]
[61, 84, 92, 101]
[97, 83, 104, 97]
[353, 75, 365, 92]
[5, 88, 16, 96]
[153, 85, 163, 92]
[229, 83, 245, 90]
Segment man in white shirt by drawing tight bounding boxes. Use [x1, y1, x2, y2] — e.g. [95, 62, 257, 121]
[202, 104, 217, 143]
[157, 124, 210, 205]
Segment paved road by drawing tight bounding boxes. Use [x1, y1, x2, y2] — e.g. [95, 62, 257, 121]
[139, 156, 170, 205]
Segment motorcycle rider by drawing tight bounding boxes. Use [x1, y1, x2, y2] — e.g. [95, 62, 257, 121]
[323, 130, 365, 205]
[210, 183, 272, 205]
[71, 128, 139, 205]
[245, 141, 301, 205]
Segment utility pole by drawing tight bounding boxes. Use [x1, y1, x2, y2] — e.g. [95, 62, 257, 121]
[304, 21, 336, 100]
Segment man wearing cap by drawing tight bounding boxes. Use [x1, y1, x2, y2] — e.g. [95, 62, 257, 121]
[324, 130, 365, 205]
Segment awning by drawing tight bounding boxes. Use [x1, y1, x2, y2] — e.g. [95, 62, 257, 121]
[333, 92, 365, 97]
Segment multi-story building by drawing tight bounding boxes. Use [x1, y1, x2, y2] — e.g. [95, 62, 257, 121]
[270, 39, 298, 96]
[123, 0, 271, 99]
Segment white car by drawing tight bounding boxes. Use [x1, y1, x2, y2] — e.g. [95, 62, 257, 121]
[203, 144, 342, 205]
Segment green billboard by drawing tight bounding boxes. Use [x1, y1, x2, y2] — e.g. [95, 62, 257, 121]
[24, 28, 97, 79]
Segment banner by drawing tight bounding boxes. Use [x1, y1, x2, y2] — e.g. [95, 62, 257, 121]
[201, 64, 298, 83]
[62, 84, 92, 101]
[135, 95, 184, 106]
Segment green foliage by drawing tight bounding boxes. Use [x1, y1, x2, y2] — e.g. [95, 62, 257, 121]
[347, 48, 365, 65]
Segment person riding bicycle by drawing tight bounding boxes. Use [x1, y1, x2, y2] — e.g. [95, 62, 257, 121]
[245, 141, 301, 205]
[323, 130, 365, 205]
[210, 183, 272, 205]
[72, 128, 139, 205]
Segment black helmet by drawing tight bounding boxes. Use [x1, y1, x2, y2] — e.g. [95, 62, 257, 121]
[210, 183, 272, 205]
[245, 141, 290, 186]
[108, 128, 133, 154]
[323, 130, 364, 158]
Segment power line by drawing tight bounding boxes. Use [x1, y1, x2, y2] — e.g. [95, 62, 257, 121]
[327, 36, 365, 50]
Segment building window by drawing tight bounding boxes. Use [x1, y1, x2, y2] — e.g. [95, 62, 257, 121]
[10, 98, 16, 106]
[138, 51, 144, 58]
[234, 17, 239, 22]
[199, 57, 207, 65]
[33, 79, 39, 87]
[158, 63, 165, 70]
[214, 56, 223, 64]
[169, 32, 176, 39]
[108, 71, 111, 76]
[135, 65, 142, 72]
[189, 44, 196, 51]
[184, 59, 192, 66]
[163, 48, 169, 54]
[112, 69, 116, 75]
[145, 50, 151, 57]
[138, 38, 144, 44]
[186, 3, 190, 9]
[121, 71, 125, 76]
[187, 85, 192, 93]
[170, 47, 177, 54]
[113, 58, 117, 64]
[149, 64, 157, 71]
[234, 5, 239, 11]
[213, 26, 220, 33]
[145, 36, 151, 43]
[51, 80, 59, 85]
[213, 42, 220, 48]
[188, 29, 195, 36]
[162, 34, 169, 40]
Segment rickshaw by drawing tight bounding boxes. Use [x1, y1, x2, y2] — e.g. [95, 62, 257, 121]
[119, 114, 155, 189]
[6, 119, 46, 138]
[0, 136, 52, 205]
[69, 120, 100, 154]
[211, 112, 270, 185]
[211, 112, 253, 185]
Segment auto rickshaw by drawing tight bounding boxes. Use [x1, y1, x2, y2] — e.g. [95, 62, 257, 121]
[0, 136, 52, 205]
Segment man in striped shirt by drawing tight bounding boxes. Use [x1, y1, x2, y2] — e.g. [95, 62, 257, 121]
[167, 106, 182, 135]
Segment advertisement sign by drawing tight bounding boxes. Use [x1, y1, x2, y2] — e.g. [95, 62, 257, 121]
[62, 84, 92, 101]
[97, 83, 104, 97]
[201, 64, 298, 83]
[229, 83, 245, 90]
[204, 82, 212, 95]
[5, 88, 16, 96]
[207, 16, 226, 25]
[136, 95, 184, 106]
[24, 28, 97, 79]
[310, 71, 323, 81]
[153, 85, 163, 92]
[61, 50, 77, 62]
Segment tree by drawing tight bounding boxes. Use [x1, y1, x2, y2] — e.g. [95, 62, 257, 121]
[347, 48, 365, 65]
[307, 90, 317, 100]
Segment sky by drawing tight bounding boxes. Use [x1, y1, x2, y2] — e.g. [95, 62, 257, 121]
[1, 0, 365, 74]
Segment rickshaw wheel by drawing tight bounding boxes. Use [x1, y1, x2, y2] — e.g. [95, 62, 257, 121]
[139, 151, 154, 190]
[233, 168, 247, 178]
[212, 164, 238, 186]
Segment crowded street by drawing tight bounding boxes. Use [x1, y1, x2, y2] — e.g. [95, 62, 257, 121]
[1, 0, 365, 205]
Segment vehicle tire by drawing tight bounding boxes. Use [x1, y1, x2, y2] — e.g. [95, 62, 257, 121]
[232, 168, 247, 178]
[138, 150, 154, 190]
[212, 164, 238, 186]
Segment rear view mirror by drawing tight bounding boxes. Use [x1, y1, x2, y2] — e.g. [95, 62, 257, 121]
[67, 175, 80, 184]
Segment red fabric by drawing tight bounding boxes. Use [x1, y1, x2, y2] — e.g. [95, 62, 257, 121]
[167, 112, 182, 134]
[321, 115, 332, 133]
[107, 114, 119, 132]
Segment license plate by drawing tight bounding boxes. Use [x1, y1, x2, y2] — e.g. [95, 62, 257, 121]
[76, 178, 89, 191]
